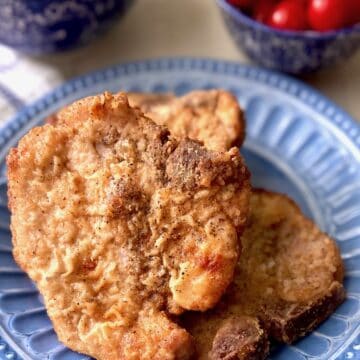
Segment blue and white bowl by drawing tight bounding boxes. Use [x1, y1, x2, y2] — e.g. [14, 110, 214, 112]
[217, 0, 360, 74]
[0, 0, 134, 55]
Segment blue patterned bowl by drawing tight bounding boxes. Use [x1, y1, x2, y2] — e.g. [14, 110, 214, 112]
[217, 0, 360, 74]
[0, 0, 134, 55]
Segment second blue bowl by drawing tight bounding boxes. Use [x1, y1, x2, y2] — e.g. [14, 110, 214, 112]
[217, 0, 360, 74]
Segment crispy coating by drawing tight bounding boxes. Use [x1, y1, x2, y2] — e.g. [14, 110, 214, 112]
[128, 90, 245, 151]
[182, 190, 345, 359]
[48, 90, 245, 152]
[7, 92, 251, 360]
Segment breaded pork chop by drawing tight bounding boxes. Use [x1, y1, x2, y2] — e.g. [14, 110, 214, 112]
[46, 90, 245, 151]
[182, 190, 345, 359]
[49, 90, 245, 152]
[7, 92, 251, 360]
[128, 90, 245, 151]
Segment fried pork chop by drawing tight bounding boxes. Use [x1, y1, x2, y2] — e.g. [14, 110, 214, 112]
[182, 190, 345, 359]
[7, 92, 251, 360]
[49, 90, 245, 152]
[128, 90, 245, 151]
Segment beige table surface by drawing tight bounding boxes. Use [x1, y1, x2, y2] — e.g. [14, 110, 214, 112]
[0, 0, 359, 122]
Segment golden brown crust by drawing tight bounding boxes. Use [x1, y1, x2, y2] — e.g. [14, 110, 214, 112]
[7, 92, 251, 360]
[49, 90, 246, 152]
[182, 189, 345, 358]
[128, 89, 246, 151]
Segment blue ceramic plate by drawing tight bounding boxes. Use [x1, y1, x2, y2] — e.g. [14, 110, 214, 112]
[0, 58, 360, 360]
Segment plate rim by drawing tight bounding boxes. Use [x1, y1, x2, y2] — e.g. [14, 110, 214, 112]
[0, 57, 359, 360]
[0, 57, 359, 158]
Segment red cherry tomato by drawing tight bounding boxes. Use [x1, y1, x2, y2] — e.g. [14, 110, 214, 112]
[308, 0, 347, 31]
[347, 0, 360, 26]
[227, 0, 254, 9]
[268, 0, 308, 31]
[254, 0, 278, 23]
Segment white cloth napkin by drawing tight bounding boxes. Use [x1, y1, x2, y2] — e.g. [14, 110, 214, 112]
[0, 45, 68, 126]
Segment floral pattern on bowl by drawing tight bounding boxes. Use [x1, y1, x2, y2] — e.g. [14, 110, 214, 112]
[0, 0, 134, 55]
